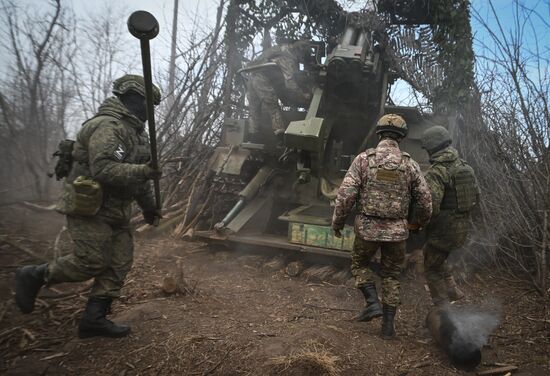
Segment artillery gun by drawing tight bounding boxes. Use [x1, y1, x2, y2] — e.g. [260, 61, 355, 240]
[193, 13, 435, 258]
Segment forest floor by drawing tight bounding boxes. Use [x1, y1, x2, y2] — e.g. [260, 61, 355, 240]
[0, 205, 548, 375]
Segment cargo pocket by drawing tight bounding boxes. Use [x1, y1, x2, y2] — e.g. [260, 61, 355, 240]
[56, 176, 103, 216]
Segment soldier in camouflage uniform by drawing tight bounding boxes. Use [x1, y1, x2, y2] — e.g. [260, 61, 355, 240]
[421, 126, 479, 306]
[15, 74, 162, 338]
[332, 114, 432, 339]
[246, 40, 313, 138]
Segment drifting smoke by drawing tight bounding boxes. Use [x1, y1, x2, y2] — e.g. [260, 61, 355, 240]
[448, 305, 500, 351]
[427, 303, 501, 370]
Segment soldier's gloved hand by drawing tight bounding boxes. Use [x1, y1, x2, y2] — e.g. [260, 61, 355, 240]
[143, 163, 162, 180]
[333, 227, 342, 238]
[143, 209, 162, 226]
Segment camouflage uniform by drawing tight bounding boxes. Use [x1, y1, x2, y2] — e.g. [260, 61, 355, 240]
[423, 146, 479, 304]
[246, 42, 312, 135]
[332, 138, 432, 306]
[50, 96, 155, 298]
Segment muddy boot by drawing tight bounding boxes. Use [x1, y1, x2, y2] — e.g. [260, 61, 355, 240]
[445, 276, 465, 302]
[427, 279, 449, 307]
[381, 304, 396, 339]
[357, 283, 383, 322]
[15, 263, 48, 314]
[78, 297, 130, 339]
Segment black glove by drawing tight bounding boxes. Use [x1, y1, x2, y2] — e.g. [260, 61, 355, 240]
[143, 209, 162, 225]
[143, 163, 162, 180]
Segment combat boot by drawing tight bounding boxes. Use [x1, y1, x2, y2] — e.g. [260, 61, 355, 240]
[427, 279, 449, 307]
[445, 276, 465, 302]
[381, 304, 397, 339]
[15, 263, 48, 314]
[78, 297, 131, 339]
[357, 283, 383, 321]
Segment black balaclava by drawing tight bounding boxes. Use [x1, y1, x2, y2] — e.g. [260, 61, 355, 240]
[119, 91, 147, 122]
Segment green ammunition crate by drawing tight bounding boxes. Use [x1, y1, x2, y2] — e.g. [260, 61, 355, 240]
[288, 222, 355, 251]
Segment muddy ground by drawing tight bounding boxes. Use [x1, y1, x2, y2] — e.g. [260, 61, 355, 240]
[0, 205, 548, 375]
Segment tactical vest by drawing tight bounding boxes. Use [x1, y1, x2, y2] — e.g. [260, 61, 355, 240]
[440, 159, 478, 213]
[72, 115, 150, 200]
[362, 149, 411, 219]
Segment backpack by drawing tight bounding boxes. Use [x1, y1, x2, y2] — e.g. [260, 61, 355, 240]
[49, 139, 75, 181]
[441, 159, 478, 213]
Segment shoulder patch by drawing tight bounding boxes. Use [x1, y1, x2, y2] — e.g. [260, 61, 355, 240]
[113, 144, 126, 161]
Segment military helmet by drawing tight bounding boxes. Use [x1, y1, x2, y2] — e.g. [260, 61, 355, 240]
[376, 114, 408, 137]
[421, 125, 452, 153]
[112, 74, 161, 105]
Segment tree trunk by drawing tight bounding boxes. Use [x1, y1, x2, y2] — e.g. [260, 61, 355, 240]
[167, 0, 179, 108]
[222, 0, 239, 118]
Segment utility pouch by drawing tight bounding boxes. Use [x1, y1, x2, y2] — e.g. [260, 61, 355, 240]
[57, 176, 103, 216]
[441, 161, 478, 213]
[453, 163, 478, 213]
[50, 139, 75, 180]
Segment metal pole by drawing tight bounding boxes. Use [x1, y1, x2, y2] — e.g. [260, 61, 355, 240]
[139, 38, 162, 212]
[128, 11, 162, 224]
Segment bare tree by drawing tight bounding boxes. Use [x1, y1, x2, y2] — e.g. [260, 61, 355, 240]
[68, 3, 135, 120]
[458, 0, 549, 293]
[0, 0, 77, 201]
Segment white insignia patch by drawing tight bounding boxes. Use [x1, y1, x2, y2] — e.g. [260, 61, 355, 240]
[114, 145, 125, 161]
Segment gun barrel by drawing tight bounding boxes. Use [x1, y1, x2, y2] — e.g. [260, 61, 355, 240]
[215, 166, 274, 231]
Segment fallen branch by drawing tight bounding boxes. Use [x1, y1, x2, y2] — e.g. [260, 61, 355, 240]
[19, 201, 56, 212]
[136, 210, 186, 235]
[181, 170, 204, 228]
[477, 365, 519, 375]
[40, 352, 67, 361]
[411, 361, 431, 369]
[0, 326, 21, 340]
[524, 316, 550, 324]
[39, 280, 93, 299]
[0, 238, 47, 262]
[303, 303, 356, 312]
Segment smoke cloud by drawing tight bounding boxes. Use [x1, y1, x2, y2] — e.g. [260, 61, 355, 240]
[447, 305, 500, 350]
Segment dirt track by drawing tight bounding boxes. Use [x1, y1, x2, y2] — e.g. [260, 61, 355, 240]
[0, 206, 548, 375]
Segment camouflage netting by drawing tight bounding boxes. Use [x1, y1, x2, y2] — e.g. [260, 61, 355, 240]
[160, 0, 476, 236]
[224, 0, 475, 116]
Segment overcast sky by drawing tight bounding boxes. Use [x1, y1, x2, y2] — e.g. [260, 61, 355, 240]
[0, 0, 547, 105]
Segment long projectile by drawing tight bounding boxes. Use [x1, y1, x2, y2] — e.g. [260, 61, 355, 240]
[426, 306, 482, 370]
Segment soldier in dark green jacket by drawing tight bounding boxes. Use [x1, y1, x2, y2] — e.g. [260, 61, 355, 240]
[15, 75, 162, 338]
[421, 126, 479, 306]
[246, 40, 313, 138]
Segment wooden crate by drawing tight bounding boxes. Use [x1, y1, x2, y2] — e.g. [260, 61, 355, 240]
[288, 222, 355, 251]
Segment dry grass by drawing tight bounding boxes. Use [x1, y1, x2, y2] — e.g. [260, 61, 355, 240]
[267, 341, 341, 376]
[301, 265, 339, 282]
[264, 256, 287, 271]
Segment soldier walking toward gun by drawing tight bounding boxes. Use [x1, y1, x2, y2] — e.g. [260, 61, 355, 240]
[332, 114, 432, 339]
[421, 126, 479, 306]
[14, 75, 162, 338]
